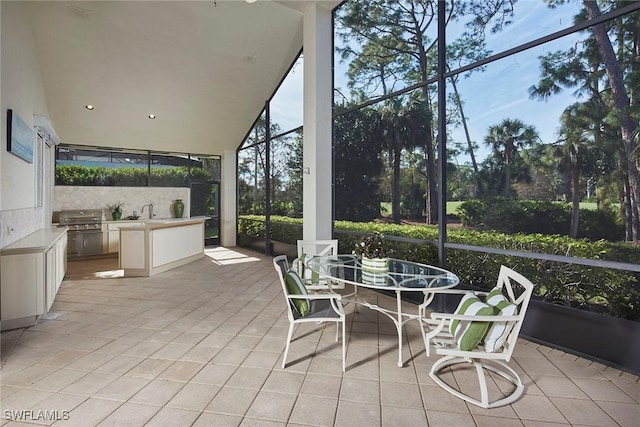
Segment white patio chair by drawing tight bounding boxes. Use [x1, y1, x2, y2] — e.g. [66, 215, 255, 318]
[418, 265, 534, 409]
[273, 255, 346, 372]
[295, 239, 345, 290]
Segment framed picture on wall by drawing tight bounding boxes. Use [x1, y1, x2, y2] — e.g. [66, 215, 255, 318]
[7, 109, 34, 163]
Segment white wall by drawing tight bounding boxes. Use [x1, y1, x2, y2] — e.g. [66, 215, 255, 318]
[221, 150, 236, 247]
[0, 2, 235, 248]
[0, 2, 51, 247]
[54, 186, 191, 220]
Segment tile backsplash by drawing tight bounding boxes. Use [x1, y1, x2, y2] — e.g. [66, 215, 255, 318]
[0, 207, 45, 248]
[54, 186, 190, 220]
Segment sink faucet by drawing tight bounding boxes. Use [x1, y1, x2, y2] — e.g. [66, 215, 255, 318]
[141, 203, 154, 219]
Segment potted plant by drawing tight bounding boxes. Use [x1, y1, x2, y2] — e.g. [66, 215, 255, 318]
[354, 232, 390, 283]
[108, 201, 124, 220]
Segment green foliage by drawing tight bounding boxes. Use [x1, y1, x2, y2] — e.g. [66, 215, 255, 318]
[149, 167, 188, 187]
[239, 215, 640, 320]
[56, 164, 211, 187]
[334, 108, 385, 221]
[190, 182, 217, 218]
[107, 201, 124, 212]
[238, 215, 302, 242]
[353, 231, 390, 258]
[457, 198, 624, 241]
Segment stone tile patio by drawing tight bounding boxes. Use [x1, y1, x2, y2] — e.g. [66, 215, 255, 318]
[1, 247, 638, 426]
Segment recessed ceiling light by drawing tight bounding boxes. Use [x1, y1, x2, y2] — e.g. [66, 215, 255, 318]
[148, 114, 156, 119]
[85, 105, 94, 110]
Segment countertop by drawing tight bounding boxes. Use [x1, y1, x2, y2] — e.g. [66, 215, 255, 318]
[1, 227, 68, 255]
[116, 216, 210, 230]
[103, 216, 209, 225]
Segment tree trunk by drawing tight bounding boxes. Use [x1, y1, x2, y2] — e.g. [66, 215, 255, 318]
[450, 76, 483, 196]
[504, 142, 513, 198]
[423, 112, 438, 224]
[415, 83, 437, 224]
[623, 170, 633, 241]
[392, 143, 402, 224]
[584, 0, 640, 240]
[570, 164, 581, 238]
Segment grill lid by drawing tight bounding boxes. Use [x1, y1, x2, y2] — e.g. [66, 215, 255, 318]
[59, 209, 103, 225]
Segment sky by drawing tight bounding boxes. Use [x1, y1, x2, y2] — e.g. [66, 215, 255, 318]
[267, 0, 585, 164]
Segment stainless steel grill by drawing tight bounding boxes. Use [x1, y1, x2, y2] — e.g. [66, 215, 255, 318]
[59, 209, 103, 257]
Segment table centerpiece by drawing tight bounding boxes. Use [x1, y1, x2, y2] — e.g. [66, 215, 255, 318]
[354, 232, 390, 284]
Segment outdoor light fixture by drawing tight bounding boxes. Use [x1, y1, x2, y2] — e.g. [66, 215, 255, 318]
[148, 114, 156, 119]
[85, 105, 94, 110]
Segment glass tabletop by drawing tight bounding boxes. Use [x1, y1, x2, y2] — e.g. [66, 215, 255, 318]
[305, 255, 459, 291]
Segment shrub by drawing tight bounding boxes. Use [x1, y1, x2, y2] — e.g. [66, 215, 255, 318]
[457, 198, 624, 241]
[239, 215, 640, 320]
[56, 164, 211, 187]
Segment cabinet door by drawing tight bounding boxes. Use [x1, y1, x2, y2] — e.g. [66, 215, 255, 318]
[55, 237, 67, 291]
[45, 248, 56, 312]
[1, 253, 44, 320]
[107, 223, 141, 253]
[108, 230, 120, 253]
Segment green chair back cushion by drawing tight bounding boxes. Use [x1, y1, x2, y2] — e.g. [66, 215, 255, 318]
[450, 291, 496, 351]
[285, 269, 309, 316]
[483, 287, 518, 352]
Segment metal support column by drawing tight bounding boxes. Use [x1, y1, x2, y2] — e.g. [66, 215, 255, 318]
[437, 0, 447, 268]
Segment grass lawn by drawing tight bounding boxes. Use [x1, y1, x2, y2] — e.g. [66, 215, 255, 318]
[380, 201, 467, 217]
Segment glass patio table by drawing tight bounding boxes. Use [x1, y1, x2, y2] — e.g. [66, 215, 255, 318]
[305, 255, 459, 367]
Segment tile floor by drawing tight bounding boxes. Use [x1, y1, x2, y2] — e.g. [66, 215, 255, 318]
[1, 247, 638, 426]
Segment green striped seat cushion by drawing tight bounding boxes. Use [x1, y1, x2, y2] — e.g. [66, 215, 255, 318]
[450, 292, 496, 351]
[483, 287, 518, 352]
[285, 270, 309, 316]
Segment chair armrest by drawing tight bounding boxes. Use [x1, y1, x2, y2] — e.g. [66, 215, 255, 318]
[286, 293, 342, 301]
[423, 289, 488, 296]
[430, 312, 520, 322]
[419, 289, 490, 311]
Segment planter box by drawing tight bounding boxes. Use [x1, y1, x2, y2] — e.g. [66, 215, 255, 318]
[237, 234, 297, 259]
[272, 241, 297, 260]
[238, 234, 271, 254]
[521, 299, 640, 375]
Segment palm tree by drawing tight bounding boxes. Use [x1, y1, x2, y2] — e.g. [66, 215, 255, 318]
[555, 103, 595, 238]
[484, 119, 539, 197]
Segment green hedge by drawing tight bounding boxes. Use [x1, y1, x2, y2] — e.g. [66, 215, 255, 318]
[238, 215, 640, 320]
[238, 215, 302, 241]
[56, 165, 210, 187]
[457, 198, 625, 241]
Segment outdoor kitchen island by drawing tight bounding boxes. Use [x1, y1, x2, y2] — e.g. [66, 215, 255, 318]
[119, 216, 209, 277]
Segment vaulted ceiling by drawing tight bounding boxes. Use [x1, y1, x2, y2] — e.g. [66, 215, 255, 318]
[26, 1, 334, 155]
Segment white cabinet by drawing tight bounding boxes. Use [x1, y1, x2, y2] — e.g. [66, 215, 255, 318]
[45, 246, 56, 312]
[107, 222, 141, 253]
[1, 252, 45, 322]
[119, 218, 206, 277]
[45, 235, 67, 311]
[55, 236, 67, 293]
[1, 228, 67, 330]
